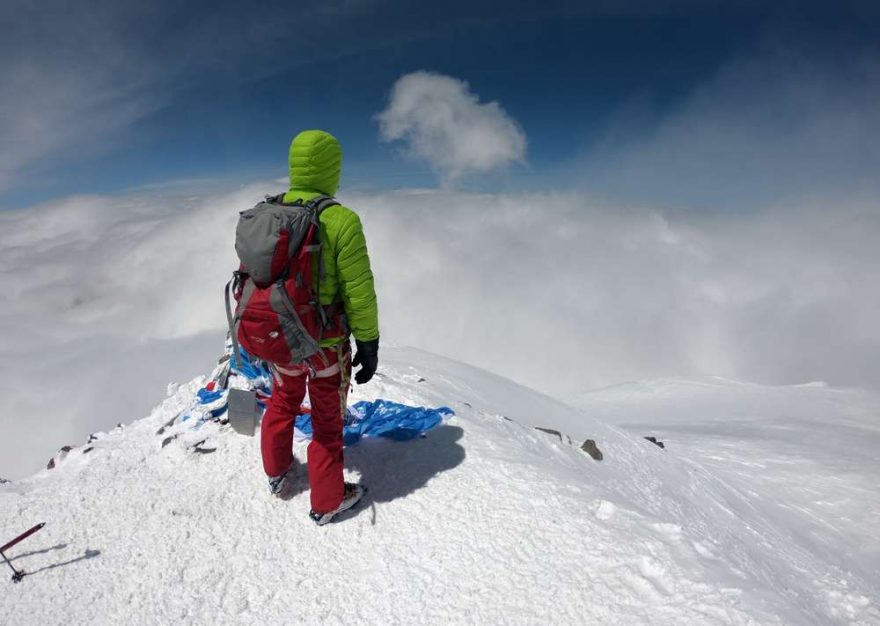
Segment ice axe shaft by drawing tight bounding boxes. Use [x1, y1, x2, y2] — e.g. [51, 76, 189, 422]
[1, 523, 45, 583]
[1, 523, 45, 553]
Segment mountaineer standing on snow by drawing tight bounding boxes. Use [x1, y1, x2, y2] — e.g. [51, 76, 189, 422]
[230, 130, 379, 525]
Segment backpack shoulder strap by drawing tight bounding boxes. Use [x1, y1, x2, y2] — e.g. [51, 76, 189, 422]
[302, 195, 339, 309]
[306, 195, 339, 214]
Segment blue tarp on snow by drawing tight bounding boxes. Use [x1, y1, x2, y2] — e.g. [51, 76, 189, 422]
[184, 348, 452, 442]
[231, 348, 273, 384]
[296, 400, 453, 445]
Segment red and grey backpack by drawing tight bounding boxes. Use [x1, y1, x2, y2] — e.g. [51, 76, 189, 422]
[224, 194, 346, 370]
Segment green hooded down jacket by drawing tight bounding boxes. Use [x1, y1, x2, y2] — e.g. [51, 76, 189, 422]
[282, 130, 379, 347]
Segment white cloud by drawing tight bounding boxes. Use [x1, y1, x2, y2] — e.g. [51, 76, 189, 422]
[377, 71, 527, 182]
[0, 186, 250, 480]
[2, 183, 879, 479]
[359, 191, 880, 397]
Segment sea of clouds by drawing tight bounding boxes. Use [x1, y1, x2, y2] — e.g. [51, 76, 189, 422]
[1, 184, 878, 479]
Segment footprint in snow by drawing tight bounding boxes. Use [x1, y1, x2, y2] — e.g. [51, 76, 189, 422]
[692, 540, 719, 560]
[593, 499, 616, 520]
[650, 522, 683, 540]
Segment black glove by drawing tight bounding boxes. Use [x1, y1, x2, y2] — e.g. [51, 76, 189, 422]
[352, 338, 379, 384]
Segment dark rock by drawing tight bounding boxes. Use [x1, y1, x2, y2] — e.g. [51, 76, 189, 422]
[417, 377, 426, 383]
[581, 439, 604, 461]
[83, 447, 94, 454]
[644, 436, 665, 449]
[0, 477, 9, 484]
[47, 445, 75, 469]
[156, 413, 180, 436]
[463, 402, 472, 408]
[189, 439, 217, 454]
[534, 427, 563, 442]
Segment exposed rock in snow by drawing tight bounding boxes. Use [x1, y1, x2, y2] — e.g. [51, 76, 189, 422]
[533, 426, 562, 441]
[580, 439, 604, 461]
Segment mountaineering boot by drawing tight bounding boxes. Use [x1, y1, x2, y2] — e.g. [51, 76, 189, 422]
[268, 462, 296, 497]
[309, 482, 365, 525]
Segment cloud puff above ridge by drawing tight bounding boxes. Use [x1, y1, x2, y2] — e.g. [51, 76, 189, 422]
[377, 71, 527, 183]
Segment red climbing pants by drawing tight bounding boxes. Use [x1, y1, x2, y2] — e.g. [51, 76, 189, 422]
[260, 342, 352, 513]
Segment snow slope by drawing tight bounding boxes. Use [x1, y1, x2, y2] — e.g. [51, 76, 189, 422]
[1, 348, 878, 625]
[574, 377, 880, 619]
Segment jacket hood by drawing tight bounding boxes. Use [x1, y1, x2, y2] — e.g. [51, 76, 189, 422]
[288, 130, 342, 196]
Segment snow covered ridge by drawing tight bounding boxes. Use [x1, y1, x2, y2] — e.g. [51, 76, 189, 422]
[2, 349, 878, 624]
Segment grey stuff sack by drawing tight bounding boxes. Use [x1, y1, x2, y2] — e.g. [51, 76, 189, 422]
[235, 196, 317, 288]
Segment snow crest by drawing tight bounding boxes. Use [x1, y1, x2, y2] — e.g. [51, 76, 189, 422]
[1, 348, 877, 625]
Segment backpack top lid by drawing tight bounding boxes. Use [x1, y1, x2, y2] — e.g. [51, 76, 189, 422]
[234, 195, 338, 288]
[234, 198, 317, 288]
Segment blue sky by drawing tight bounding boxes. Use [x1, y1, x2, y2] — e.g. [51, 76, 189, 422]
[1, 0, 877, 209]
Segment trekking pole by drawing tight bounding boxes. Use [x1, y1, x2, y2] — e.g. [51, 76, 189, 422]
[1, 523, 45, 583]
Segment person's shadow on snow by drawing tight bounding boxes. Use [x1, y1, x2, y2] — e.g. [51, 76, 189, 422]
[341, 425, 466, 522]
[275, 457, 309, 501]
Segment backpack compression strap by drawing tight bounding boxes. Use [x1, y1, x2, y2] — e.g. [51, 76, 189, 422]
[225, 271, 245, 373]
[264, 193, 338, 212]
